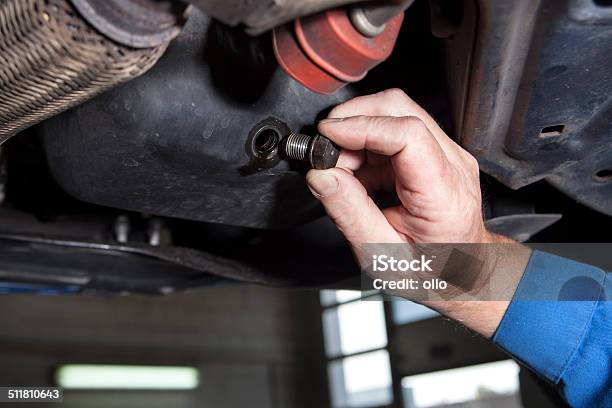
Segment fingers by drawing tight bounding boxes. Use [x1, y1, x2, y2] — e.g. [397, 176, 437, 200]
[355, 163, 396, 194]
[326, 89, 457, 154]
[319, 115, 448, 199]
[335, 149, 388, 172]
[336, 149, 364, 173]
[306, 168, 402, 247]
[328, 88, 417, 118]
[336, 149, 394, 193]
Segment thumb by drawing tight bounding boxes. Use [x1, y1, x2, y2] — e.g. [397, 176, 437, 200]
[306, 168, 402, 247]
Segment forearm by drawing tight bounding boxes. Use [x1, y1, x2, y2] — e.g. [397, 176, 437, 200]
[422, 232, 532, 338]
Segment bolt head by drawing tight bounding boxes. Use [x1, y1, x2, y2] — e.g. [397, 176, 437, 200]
[309, 135, 341, 170]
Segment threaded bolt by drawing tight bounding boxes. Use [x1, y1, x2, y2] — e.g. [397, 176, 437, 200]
[284, 133, 311, 161]
[281, 133, 341, 170]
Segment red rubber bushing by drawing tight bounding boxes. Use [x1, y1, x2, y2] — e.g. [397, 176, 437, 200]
[273, 8, 404, 94]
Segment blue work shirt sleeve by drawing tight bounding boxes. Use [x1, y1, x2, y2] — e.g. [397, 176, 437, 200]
[493, 250, 611, 408]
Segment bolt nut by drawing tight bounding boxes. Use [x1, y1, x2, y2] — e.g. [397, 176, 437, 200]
[309, 135, 340, 170]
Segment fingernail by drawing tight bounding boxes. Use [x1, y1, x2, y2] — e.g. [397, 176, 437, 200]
[319, 118, 344, 124]
[306, 172, 339, 198]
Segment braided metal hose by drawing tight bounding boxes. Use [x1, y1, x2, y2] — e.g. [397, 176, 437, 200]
[0, 0, 172, 143]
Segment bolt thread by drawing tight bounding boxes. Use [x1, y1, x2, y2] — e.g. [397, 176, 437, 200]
[284, 133, 311, 161]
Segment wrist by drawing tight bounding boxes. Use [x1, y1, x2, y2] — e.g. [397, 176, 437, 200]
[425, 300, 512, 338]
[424, 232, 532, 338]
[481, 230, 514, 244]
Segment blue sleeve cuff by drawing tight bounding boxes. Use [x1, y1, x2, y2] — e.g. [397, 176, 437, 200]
[492, 250, 607, 383]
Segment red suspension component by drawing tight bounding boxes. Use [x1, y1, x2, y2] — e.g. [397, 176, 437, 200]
[272, 8, 404, 95]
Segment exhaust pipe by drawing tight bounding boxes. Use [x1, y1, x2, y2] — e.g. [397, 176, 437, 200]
[0, 0, 188, 143]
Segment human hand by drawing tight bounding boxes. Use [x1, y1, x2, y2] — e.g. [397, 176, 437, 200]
[307, 89, 496, 251]
[306, 89, 528, 337]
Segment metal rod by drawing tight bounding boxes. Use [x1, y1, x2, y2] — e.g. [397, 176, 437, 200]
[362, 0, 415, 27]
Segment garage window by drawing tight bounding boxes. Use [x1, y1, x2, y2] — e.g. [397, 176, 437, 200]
[320, 290, 392, 408]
